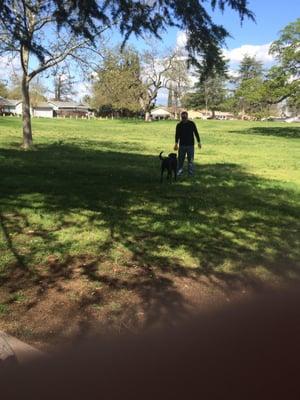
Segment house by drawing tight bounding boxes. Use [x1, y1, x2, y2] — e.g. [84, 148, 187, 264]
[186, 109, 235, 120]
[0, 97, 22, 115]
[47, 101, 90, 117]
[187, 109, 207, 119]
[151, 107, 174, 120]
[33, 102, 54, 118]
[33, 101, 90, 118]
[214, 111, 235, 120]
[0, 97, 92, 118]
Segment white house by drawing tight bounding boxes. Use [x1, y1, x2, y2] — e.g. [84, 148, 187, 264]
[0, 97, 22, 115]
[151, 107, 174, 120]
[0, 97, 92, 118]
[48, 101, 89, 117]
[33, 101, 90, 118]
[33, 102, 54, 118]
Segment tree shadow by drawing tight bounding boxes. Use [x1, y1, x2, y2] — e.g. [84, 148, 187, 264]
[231, 125, 300, 139]
[0, 142, 300, 341]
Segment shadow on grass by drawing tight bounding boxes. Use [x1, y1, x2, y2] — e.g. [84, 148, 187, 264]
[0, 142, 300, 338]
[231, 125, 300, 138]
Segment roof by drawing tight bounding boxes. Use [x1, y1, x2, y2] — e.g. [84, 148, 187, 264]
[48, 100, 79, 108]
[35, 102, 54, 108]
[8, 99, 22, 106]
[0, 97, 22, 106]
[48, 100, 88, 110]
[151, 107, 172, 115]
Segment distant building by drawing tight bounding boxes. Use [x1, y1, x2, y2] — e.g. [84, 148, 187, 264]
[0, 97, 22, 115]
[277, 99, 299, 118]
[33, 102, 54, 118]
[186, 109, 235, 120]
[0, 97, 92, 118]
[151, 107, 174, 120]
[33, 101, 91, 118]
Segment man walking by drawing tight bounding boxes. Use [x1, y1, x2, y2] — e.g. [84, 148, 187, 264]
[174, 111, 201, 176]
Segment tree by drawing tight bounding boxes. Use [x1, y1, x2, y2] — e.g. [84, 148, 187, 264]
[0, 80, 8, 97]
[51, 65, 77, 101]
[270, 18, 300, 78]
[235, 77, 268, 117]
[30, 80, 48, 108]
[6, 74, 47, 106]
[91, 47, 143, 117]
[0, 0, 254, 147]
[168, 86, 174, 108]
[181, 66, 228, 118]
[139, 48, 179, 121]
[0, 0, 253, 72]
[266, 19, 300, 110]
[165, 52, 191, 118]
[238, 55, 263, 81]
[0, 1, 107, 148]
[234, 19, 300, 118]
[233, 55, 266, 117]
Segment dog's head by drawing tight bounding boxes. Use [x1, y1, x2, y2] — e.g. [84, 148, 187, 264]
[168, 153, 177, 159]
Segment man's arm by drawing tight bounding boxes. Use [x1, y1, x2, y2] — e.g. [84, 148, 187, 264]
[174, 123, 180, 150]
[175, 123, 180, 144]
[192, 122, 201, 144]
[192, 121, 201, 148]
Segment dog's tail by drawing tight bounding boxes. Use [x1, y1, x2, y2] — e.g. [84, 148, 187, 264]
[159, 151, 164, 160]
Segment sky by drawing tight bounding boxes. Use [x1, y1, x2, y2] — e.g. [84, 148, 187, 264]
[0, 0, 299, 103]
[125, 0, 299, 58]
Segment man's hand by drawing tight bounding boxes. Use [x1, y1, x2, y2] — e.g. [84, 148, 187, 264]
[174, 143, 179, 151]
[198, 143, 202, 149]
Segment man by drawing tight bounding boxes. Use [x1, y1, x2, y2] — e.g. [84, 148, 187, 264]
[174, 111, 201, 176]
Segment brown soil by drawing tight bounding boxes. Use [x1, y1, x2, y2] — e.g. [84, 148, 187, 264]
[0, 255, 272, 352]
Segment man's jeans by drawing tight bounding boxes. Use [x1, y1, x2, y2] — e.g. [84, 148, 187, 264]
[178, 145, 194, 175]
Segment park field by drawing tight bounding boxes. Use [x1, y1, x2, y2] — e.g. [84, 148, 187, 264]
[0, 117, 300, 349]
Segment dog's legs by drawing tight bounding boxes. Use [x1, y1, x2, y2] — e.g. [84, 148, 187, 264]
[167, 169, 171, 183]
[160, 168, 164, 183]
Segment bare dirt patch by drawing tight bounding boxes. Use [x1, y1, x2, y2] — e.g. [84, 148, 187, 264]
[0, 255, 276, 351]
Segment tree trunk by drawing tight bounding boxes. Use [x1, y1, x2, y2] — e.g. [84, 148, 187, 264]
[145, 111, 151, 121]
[20, 43, 33, 149]
[212, 109, 216, 119]
[21, 73, 33, 149]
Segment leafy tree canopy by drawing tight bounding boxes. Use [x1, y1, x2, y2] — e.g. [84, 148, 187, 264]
[0, 80, 8, 97]
[91, 47, 143, 113]
[269, 18, 300, 77]
[238, 55, 263, 81]
[0, 0, 254, 76]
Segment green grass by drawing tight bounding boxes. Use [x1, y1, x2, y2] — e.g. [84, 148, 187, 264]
[1, 116, 300, 285]
[0, 303, 8, 315]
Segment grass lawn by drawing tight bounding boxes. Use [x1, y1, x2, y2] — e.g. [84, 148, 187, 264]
[0, 117, 300, 349]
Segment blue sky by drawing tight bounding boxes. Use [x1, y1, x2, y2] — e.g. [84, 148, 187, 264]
[131, 0, 300, 51]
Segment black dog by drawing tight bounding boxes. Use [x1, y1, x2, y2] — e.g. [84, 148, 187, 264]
[159, 151, 177, 183]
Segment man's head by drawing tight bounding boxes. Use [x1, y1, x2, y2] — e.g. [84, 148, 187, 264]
[181, 111, 188, 121]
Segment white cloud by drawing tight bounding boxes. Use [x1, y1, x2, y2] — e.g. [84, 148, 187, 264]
[176, 31, 274, 67]
[176, 31, 187, 49]
[222, 43, 274, 64]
